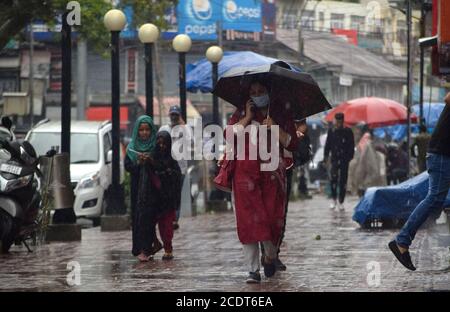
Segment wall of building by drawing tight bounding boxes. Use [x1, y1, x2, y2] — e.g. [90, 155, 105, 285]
[276, 0, 421, 58]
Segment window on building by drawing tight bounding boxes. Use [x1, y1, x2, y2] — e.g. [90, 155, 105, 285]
[300, 10, 314, 30]
[318, 11, 325, 31]
[397, 20, 407, 43]
[350, 15, 365, 32]
[330, 13, 345, 30]
[359, 84, 366, 97]
[374, 18, 384, 33]
[281, 13, 298, 29]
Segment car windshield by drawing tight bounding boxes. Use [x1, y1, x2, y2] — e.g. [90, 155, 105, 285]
[28, 132, 99, 164]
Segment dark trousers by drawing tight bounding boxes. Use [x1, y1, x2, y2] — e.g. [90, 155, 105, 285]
[175, 174, 185, 222]
[330, 161, 349, 204]
[277, 167, 293, 255]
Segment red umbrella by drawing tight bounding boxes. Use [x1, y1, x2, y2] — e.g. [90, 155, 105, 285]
[325, 97, 417, 128]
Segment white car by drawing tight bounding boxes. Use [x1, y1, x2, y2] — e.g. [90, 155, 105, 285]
[25, 120, 124, 221]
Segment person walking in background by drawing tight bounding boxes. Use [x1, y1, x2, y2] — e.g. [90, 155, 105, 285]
[389, 92, 450, 271]
[386, 142, 409, 185]
[159, 105, 192, 230]
[124, 115, 161, 262]
[352, 124, 386, 197]
[411, 124, 432, 174]
[152, 131, 182, 260]
[324, 113, 354, 211]
[294, 119, 313, 200]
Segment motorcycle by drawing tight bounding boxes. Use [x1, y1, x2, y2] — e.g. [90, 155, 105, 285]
[0, 139, 43, 253]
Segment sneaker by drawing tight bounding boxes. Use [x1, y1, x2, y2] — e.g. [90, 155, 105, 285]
[246, 271, 261, 284]
[388, 240, 416, 271]
[329, 200, 337, 210]
[262, 256, 277, 278]
[338, 202, 345, 211]
[274, 258, 287, 271]
[162, 252, 174, 261]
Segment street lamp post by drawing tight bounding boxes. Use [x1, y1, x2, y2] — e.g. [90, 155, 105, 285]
[172, 34, 192, 123]
[52, 10, 77, 225]
[138, 23, 159, 117]
[206, 46, 223, 125]
[406, 0, 412, 178]
[104, 9, 126, 216]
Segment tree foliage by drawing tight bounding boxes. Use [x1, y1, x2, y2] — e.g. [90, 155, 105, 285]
[0, 0, 177, 53]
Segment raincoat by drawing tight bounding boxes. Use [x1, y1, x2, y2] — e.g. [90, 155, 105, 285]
[350, 133, 386, 194]
[225, 109, 299, 245]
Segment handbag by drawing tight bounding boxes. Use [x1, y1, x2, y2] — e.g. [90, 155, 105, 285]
[213, 157, 235, 193]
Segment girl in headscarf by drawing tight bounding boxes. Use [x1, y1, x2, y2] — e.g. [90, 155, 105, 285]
[125, 115, 160, 262]
[152, 131, 182, 260]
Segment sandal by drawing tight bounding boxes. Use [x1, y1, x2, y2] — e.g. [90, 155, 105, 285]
[162, 252, 174, 261]
[137, 253, 151, 262]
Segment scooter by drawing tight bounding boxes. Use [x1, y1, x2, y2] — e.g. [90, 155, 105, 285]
[0, 139, 42, 253]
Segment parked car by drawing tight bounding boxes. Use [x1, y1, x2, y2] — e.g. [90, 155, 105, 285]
[25, 120, 124, 222]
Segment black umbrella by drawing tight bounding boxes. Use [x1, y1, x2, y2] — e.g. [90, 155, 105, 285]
[212, 61, 332, 121]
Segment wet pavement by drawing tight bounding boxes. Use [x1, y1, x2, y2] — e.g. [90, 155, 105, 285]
[1, 195, 449, 292]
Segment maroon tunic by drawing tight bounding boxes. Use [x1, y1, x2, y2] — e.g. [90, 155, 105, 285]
[225, 109, 299, 245]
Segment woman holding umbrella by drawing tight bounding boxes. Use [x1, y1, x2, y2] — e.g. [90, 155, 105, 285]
[224, 76, 299, 283]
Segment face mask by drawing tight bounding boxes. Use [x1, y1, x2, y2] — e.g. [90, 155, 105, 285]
[251, 94, 269, 108]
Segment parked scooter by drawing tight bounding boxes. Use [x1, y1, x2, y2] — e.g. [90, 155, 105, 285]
[0, 138, 43, 253]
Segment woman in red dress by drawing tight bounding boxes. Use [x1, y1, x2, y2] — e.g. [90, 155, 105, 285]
[224, 77, 299, 283]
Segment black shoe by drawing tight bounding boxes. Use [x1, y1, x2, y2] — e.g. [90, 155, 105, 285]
[262, 256, 277, 278]
[173, 222, 179, 230]
[246, 271, 261, 284]
[274, 258, 287, 271]
[388, 240, 416, 271]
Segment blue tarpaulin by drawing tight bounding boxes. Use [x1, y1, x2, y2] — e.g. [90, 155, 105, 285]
[352, 172, 450, 226]
[373, 103, 445, 141]
[186, 51, 300, 93]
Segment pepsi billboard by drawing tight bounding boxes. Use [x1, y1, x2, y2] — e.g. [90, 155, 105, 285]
[177, 0, 263, 40]
[177, 0, 221, 40]
[222, 0, 262, 32]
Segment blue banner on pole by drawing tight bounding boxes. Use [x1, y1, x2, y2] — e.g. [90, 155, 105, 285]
[177, 0, 220, 40]
[121, 6, 136, 39]
[221, 0, 262, 32]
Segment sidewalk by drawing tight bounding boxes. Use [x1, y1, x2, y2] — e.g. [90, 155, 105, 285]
[0, 195, 449, 291]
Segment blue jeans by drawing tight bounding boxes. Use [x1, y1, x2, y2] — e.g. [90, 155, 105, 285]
[396, 153, 450, 247]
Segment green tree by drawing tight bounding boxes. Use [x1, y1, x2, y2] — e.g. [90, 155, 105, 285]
[0, 0, 177, 53]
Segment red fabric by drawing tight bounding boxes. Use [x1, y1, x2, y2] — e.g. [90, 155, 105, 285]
[225, 109, 298, 245]
[157, 209, 176, 253]
[85, 107, 129, 130]
[332, 29, 358, 45]
[325, 97, 418, 128]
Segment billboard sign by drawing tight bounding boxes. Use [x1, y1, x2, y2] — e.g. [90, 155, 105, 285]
[222, 0, 262, 32]
[177, 0, 220, 40]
